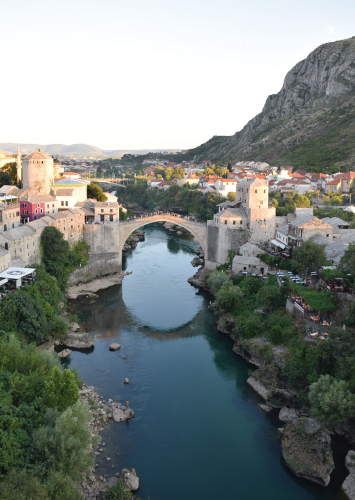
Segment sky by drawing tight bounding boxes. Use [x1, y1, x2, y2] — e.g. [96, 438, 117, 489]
[1, 0, 354, 150]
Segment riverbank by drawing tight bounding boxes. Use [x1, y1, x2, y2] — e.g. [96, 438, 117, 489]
[187, 265, 354, 495]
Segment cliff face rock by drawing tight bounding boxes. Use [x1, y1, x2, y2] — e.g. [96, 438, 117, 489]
[191, 36, 355, 170]
[282, 418, 334, 486]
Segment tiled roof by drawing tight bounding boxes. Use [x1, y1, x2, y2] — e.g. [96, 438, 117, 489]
[217, 207, 248, 219]
[56, 189, 76, 196]
[276, 224, 289, 235]
[24, 151, 52, 160]
[20, 190, 57, 203]
[289, 215, 332, 229]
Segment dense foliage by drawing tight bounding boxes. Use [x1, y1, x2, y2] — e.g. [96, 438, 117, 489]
[0, 335, 95, 499]
[41, 227, 89, 291]
[87, 182, 108, 201]
[118, 181, 224, 221]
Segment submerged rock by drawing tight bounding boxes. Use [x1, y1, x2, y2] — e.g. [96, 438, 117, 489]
[281, 418, 334, 486]
[57, 348, 72, 359]
[61, 333, 94, 349]
[123, 378, 130, 384]
[109, 343, 121, 351]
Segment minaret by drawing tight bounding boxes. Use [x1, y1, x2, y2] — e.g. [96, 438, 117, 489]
[16, 146, 22, 185]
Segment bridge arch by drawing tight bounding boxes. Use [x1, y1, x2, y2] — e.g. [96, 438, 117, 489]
[118, 214, 207, 258]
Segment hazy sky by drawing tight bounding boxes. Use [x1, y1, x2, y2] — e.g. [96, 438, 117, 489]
[1, 0, 354, 150]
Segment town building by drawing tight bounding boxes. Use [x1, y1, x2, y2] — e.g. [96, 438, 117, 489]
[0, 203, 21, 232]
[76, 200, 119, 223]
[19, 191, 58, 223]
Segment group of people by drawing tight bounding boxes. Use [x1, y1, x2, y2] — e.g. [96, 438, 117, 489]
[108, 398, 130, 411]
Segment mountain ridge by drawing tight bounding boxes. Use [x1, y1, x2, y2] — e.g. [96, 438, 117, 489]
[0, 143, 180, 158]
[185, 36, 355, 172]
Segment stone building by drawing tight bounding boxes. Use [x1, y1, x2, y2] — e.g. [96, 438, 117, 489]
[0, 203, 21, 232]
[0, 208, 85, 266]
[232, 242, 268, 275]
[0, 247, 11, 272]
[76, 200, 119, 223]
[22, 151, 54, 196]
[205, 177, 276, 270]
[56, 189, 77, 210]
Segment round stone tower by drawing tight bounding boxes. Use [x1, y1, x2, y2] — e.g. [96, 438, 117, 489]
[22, 151, 54, 195]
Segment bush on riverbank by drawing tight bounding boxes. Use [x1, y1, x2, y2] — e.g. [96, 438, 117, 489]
[0, 335, 95, 499]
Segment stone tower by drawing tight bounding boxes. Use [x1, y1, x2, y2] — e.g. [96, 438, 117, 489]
[22, 151, 54, 195]
[16, 146, 22, 185]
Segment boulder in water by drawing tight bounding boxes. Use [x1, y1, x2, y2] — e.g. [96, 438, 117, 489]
[109, 343, 121, 351]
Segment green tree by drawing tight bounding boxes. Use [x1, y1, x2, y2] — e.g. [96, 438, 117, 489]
[227, 192, 236, 201]
[0, 291, 49, 342]
[207, 270, 229, 294]
[309, 374, 355, 429]
[256, 286, 282, 309]
[0, 171, 13, 188]
[292, 240, 328, 273]
[32, 402, 99, 481]
[172, 167, 184, 179]
[87, 183, 108, 201]
[0, 469, 48, 500]
[293, 194, 311, 208]
[216, 283, 243, 311]
[165, 167, 173, 180]
[45, 471, 84, 500]
[43, 367, 80, 411]
[338, 243, 355, 282]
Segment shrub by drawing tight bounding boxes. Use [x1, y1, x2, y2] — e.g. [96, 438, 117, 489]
[32, 402, 99, 481]
[309, 374, 355, 429]
[0, 469, 48, 500]
[105, 479, 133, 500]
[45, 471, 84, 500]
[207, 270, 229, 294]
[43, 367, 80, 411]
[49, 316, 69, 338]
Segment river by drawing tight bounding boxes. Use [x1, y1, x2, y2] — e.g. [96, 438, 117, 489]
[65, 223, 346, 500]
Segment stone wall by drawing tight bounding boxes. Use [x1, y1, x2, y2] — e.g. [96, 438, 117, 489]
[83, 223, 120, 254]
[205, 222, 249, 269]
[67, 253, 121, 285]
[0, 248, 11, 272]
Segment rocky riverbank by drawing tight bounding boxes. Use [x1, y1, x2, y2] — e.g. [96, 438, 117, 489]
[122, 230, 145, 252]
[66, 272, 130, 300]
[75, 384, 137, 500]
[187, 267, 354, 493]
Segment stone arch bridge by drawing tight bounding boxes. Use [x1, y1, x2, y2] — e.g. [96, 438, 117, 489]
[119, 214, 207, 258]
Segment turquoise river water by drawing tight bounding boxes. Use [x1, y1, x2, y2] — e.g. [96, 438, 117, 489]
[65, 223, 348, 500]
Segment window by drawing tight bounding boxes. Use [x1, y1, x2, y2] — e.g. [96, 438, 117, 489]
[110, 209, 113, 212]
[255, 189, 257, 193]
[61, 201, 64, 206]
[264, 189, 266, 193]
[23, 203, 27, 208]
[101, 209, 104, 212]
[233, 221, 236, 225]
[224, 220, 227, 225]
[37, 204, 40, 208]
[40, 208, 43, 213]
[47, 204, 49, 209]
[240, 221, 242, 225]
[35, 209, 38, 214]
[52, 204, 55, 208]
[16, 212, 19, 216]
[5, 242, 8, 250]
[24, 210, 28, 214]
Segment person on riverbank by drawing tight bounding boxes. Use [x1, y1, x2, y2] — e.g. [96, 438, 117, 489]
[126, 400, 129, 408]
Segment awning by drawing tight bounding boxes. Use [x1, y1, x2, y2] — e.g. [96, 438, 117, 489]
[288, 235, 298, 241]
[270, 239, 285, 249]
[0, 278, 8, 286]
[285, 244, 291, 249]
[0, 267, 34, 280]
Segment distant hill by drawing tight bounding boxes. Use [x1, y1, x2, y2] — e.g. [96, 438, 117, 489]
[184, 36, 355, 173]
[0, 144, 180, 158]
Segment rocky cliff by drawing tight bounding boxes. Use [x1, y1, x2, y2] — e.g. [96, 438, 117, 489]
[190, 36, 355, 172]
